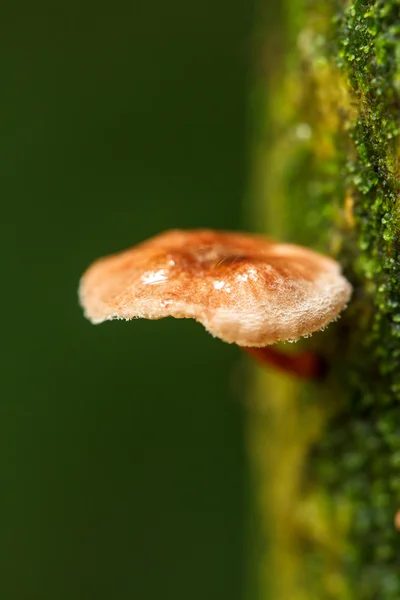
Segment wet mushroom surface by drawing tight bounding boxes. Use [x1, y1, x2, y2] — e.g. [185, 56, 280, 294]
[80, 229, 352, 347]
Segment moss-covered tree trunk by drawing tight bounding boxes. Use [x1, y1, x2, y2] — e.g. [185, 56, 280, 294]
[249, 1, 400, 598]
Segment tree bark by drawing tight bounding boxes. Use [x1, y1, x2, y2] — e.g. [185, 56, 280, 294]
[249, 1, 400, 598]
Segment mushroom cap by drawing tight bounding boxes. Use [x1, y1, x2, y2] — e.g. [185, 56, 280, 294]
[79, 229, 352, 347]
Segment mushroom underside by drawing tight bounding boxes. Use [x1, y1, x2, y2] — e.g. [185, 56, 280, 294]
[81, 273, 350, 346]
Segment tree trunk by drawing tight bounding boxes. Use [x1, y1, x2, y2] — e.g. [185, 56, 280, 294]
[249, 1, 400, 598]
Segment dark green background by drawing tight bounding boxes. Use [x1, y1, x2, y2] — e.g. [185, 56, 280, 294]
[1, 2, 252, 599]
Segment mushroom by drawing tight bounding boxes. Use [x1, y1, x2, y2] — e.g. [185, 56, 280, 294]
[79, 229, 352, 378]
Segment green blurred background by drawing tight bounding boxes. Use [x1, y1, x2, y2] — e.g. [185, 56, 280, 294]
[1, 1, 253, 598]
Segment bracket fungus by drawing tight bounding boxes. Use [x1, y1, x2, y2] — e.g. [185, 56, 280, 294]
[79, 229, 352, 378]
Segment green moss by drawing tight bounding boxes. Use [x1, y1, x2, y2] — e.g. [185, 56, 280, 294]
[250, 0, 400, 598]
[336, 0, 400, 396]
[312, 1, 400, 596]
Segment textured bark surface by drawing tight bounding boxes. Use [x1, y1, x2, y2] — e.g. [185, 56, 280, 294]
[248, 1, 400, 598]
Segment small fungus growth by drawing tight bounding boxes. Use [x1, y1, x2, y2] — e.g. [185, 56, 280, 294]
[79, 229, 352, 377]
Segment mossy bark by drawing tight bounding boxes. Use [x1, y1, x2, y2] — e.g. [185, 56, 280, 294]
[248, 1, 400, 598]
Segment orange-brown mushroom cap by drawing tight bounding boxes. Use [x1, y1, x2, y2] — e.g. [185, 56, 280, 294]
[79, 229, 352, 347]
